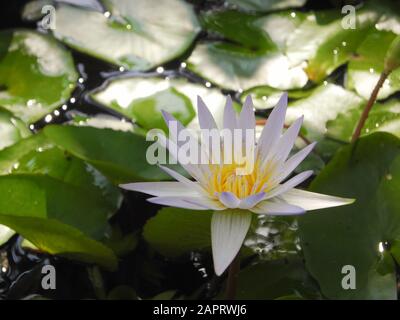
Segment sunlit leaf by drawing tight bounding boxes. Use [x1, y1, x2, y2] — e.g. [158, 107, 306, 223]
[0, 30, 78, 123]
[52, 0, 200, 71]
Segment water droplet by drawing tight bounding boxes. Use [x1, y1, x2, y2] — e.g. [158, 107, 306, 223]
[54, 110, 60, 116]
[386, 173, 392, 180]
[13, 163, 19, 170]
[375, 123, 379, 128]
[70, 97, 76, 103]
[78, 77, 84, 84]
[62, 104, 68, 110]
[333, 49, 338, 55]
[369, 68, 374, 73]
[262, 96, 267, 101]
[165, 76, 170, 81]
[44, 114, 53, 123]
[378, 242, 384, 253]
[180, 62, 187, 68]
[342, 41, 347, 47]
[205, 81, 211, 88]
[37, 147, 43, 153]
[156, 66, 164, 73]
[290, 12, 296, 18]
[365, 128, 370, 133]
[238, 88, 243, 93]
[323, 80, 328, 86]
[27, 99, 35, 107]
[119, 66, 125, 72]
[1, 267, 6, 273]
[126, 24, 132, 30]
[104, 11, 111, 18]
[29, 124, 35, 130]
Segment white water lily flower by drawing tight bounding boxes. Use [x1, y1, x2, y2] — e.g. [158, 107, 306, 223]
[121, 93, 354, 276]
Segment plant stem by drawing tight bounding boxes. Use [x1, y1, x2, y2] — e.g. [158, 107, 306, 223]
[225, 254, 240, 300]
[351, 71, 389, 143]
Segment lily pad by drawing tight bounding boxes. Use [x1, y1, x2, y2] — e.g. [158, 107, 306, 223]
[233, 259, 319, 300]
[0, 214, 117, 270]
[285, 84, 364, 141]
[299, 132, 400, 299]
[327, 99, 400, 142]
[0, 29, 78, 123]
[52, 0, 200, 71]
[0, 134, 122, 238]
[43, 125, 180, 183]
[225, 0, 307, 12]
[143, 207, 212, 258]
[0, 107, 30, 151]
[347, 29, 400, 100]
[91, 77, 232, 132]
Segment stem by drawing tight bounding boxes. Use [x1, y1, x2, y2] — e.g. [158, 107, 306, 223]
[351, 71, 390, 143]
[225, 254, 240, 300]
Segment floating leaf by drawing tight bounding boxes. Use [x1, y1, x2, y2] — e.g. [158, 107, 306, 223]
[232, 259, 319, 300]
[0, 214, 117, 270]
[0, 30, 78, 123]
[52, 0, 200, 71]
[0, 107, 30, 151]
[286, 84, 364, 141]
[225, 0, 307, 12]
[43, 125, 178, 183]
[299, 132, 400, 299]
[91, 77, 232, 131]
[188, 10, 309, 91]
[143, 207, 212, 257]
[347, 29, 400, 100]
[327, 99, 400, 142]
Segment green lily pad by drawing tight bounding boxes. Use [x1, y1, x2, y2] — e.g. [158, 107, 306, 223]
[52, 0, 200, 71]
[327, 99, 400, 142]
[286, 84, 364, 141]
[0, 214, 117, 270]
[225, 0, 306, 12]
[0, 29, 78, 123]
[43, 125, 180, 183]
[0, 132, 122, 268]
[299, 132, 400, 299]
[91, 77, 232, 131]
[0, 107, 30, 151]
[200, 10, 279, 52]
[188, 9, 309, 91]
[144, 207, 212, 258]
[347, 29, 400, 100]
[233, 259, 319, 300]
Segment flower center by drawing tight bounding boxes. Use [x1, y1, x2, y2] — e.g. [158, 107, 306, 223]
[207, 159, 275, 199]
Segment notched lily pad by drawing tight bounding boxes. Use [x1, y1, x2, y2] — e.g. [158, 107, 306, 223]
[0, 29, 78, 123]
[52, 0, 200, 71]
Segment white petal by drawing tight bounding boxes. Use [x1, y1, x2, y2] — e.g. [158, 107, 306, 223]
[258, 92, 288, 159]
[239, 95, 256, 131]
[250, 200, 305, 215]
[223, 95, 238, 130]
[119, 181, 199, 197]
[159, 165, 207, 195]
[148, 195, 223, 210]
[265, 170, 313, 200]
[218, 192, 240, 208]
[211, 210, 252, 276]
[272, 116, 303, 163]
[157, 134, 208, 184]
[279, 142, 317, 182]
[197, 95, 218, 130]
[239, 192, 265, 209]
[279, 188, 355, 211]
[161, 111, 210, 170]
